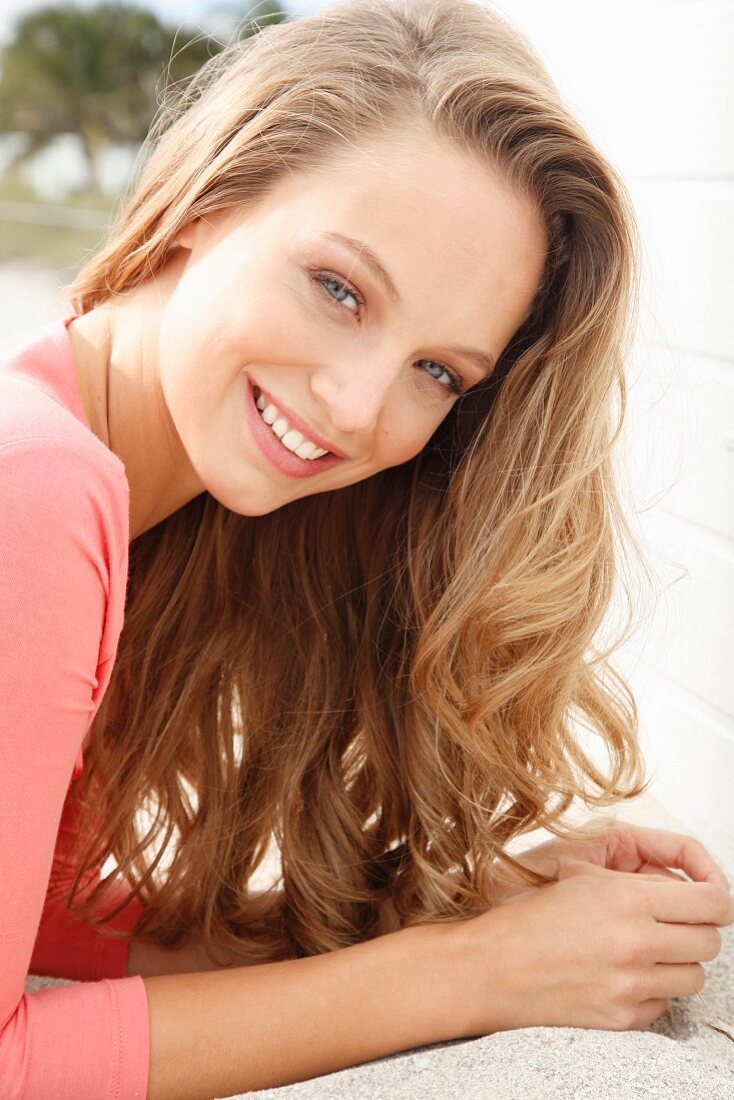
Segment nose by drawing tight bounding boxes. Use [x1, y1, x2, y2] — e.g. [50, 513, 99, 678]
[310, 357, 401, 434]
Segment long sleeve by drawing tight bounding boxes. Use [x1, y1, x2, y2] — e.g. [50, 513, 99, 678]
[29, 783, 147, 982]
[0, 438, 150, 1099]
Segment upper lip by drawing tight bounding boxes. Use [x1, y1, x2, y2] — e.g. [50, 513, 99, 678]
[252, 381, 349, 459]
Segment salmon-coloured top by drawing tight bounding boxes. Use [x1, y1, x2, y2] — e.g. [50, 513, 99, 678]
[0, 314, 150, 1098]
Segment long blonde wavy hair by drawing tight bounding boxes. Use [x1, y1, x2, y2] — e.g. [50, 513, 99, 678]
[59, 0, 658, 966]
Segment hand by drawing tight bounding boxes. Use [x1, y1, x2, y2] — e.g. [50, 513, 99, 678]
[450, 870, 734, 1036]
[492, 820, 731, 901]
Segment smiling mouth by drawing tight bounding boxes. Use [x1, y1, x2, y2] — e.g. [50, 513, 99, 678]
[252, 384, 338, 459]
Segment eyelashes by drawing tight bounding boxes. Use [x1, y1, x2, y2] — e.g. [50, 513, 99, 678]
[308, 268, 467, 397]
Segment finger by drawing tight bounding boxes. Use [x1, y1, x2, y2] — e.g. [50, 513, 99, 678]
[606, 824, 731, 890]
[644, 880, 734, 926]
[556, 861, 678, 885]
[639, 864, 687, 883]
[638, 961, 706, 1003]
[569, 862, 683, 884]
[654, 922, 721, 965]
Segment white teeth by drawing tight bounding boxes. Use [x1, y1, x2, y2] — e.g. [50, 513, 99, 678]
[253, 387, 329, 459]
[281, 429, 304, 451]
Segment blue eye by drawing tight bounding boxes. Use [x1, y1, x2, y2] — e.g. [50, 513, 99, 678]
[310, 269, 467, 397]
[316, 272, 364, 313]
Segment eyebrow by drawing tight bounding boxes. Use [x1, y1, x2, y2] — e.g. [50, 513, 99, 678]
[321, 230, 497, 378]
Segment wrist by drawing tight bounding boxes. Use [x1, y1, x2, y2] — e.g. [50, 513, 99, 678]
[392, 916, 488, 1044]
[437, 903, 517, 1038]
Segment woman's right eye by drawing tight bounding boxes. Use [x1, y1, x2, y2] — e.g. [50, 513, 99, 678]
[310, 270, 365, 316]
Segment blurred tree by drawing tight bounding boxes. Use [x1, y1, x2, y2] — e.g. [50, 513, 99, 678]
[0, 1, 288, 190]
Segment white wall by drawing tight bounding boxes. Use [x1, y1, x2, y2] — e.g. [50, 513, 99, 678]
[495, 0, 734, 866]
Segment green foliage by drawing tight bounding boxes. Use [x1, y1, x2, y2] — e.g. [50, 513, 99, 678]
[0, 1, 288, 186]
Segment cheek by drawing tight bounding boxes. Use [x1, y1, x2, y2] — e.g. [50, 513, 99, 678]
[370, 413, 437, 468]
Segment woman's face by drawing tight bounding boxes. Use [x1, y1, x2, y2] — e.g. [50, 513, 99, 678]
[156, 125, 548, 517]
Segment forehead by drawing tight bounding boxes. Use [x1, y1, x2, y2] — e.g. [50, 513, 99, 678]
[218, 126, 547, 347]
[228, 125, 545, 257]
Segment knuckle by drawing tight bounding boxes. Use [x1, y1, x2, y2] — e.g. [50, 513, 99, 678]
[625, 933, 653, 966]
[611, 969, 644, 1006]
[611, 932, 649, 967]
[606, 879, 636, 916]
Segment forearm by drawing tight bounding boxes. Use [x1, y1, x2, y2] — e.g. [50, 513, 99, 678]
[143, 921, 462, 1100]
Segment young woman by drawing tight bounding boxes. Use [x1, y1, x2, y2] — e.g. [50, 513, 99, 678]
[2, 0, 731, 1097]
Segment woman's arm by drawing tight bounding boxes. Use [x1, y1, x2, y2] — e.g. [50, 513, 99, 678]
[142, 920, 463, 1100]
